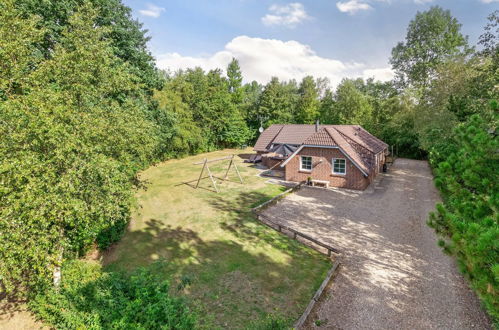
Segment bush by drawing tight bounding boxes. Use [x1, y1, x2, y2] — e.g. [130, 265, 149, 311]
[29, 260, 197, 329]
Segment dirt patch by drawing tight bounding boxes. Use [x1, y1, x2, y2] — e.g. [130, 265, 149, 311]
[261, 159, 492, 329]
[0, 299, 46, 330]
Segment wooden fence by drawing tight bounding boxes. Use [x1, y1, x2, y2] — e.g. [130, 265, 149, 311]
[256, 213, 340, 257]
[251, 182, 342, 328]
[251, 183, 340, 257]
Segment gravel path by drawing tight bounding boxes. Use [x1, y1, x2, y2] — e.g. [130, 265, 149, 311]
[261, 159, 492, 329]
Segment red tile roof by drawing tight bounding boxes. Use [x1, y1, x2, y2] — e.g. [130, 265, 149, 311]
[325, 127, 371, 175]
[303, 128, 337, 146]
[253, 124, 283, 151]
[254, 124, 388, 175]
[334, 125, 388, 153]
[273, 125, 318, 145]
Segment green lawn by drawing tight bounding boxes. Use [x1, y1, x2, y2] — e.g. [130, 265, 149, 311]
[103, 149, 331, 329]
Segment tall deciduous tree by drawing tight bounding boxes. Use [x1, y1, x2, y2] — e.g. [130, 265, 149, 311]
[296, 76, 320, 124]
[257, 77, 298, 125]
[334, 79, 373, 130]
[390, 6, 469, 92]
[0, 2, 158, 294]
[15, 0, 162, 91]
[227, 57, 244, 105]
[319, 89, 337, 124]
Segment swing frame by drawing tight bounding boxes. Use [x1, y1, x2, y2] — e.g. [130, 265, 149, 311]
[192, 155, 243, 193]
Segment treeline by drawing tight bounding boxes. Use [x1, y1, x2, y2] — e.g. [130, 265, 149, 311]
[0, 0, 497, 326]
[158, 10, 498, 323]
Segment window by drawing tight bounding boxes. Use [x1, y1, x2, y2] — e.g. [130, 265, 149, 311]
[300, 156, 312, 171]
[332, 158, 346, 175]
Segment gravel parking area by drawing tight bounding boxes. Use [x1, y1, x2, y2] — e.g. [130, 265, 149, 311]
[260, 159, 491, 329]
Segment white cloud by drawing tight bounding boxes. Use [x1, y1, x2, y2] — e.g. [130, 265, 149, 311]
[139, 3, 165, 18]
[261, 3, 310, 27]
[156, 36, 393, 87]
[480, 0, 499, 3]
[414, 0, 434, 4]
[362, 67, 394, 81]
[336, 0, 372, 14]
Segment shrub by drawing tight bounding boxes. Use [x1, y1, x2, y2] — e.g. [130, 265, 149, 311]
[29, 260, 197, 329]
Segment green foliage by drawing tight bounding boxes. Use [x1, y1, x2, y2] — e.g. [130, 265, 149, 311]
[29, 260, 196, 329]
[246, 314, 290, 330]
[2, 0, 498, 325]
[296, 76, 320, 124]
[255, 77, 298, 126]
[154, 88, 203, 156]
[227, 57, 244, 105]
[0, 2, 159, 294]
[334, 79, 374, 130]
[390, 6, 469, 92]
[162, 67, 253, 150]
[14, 0, 162, 91]
[428, 112, 499, 323]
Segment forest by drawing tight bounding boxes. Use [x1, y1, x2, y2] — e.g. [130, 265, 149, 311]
[0, 0, 497, 327]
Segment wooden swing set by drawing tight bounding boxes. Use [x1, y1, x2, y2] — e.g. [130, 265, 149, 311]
[193, 155, 243, 193]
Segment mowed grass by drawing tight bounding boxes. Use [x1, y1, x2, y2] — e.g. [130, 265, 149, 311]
[103, 149, 331, 328]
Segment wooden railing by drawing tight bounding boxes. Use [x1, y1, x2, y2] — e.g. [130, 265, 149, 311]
[255, 213, 340, 257]
[253, 182, 300, 209]
[251, 182, 340, 257]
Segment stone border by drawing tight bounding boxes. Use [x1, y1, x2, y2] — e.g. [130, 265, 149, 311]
[294, 259, 341, 329]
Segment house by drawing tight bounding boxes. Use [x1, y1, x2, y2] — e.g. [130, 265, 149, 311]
[253, 122, 388, 190]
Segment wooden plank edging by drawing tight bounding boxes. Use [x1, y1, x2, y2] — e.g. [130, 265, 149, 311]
[251, 182, 304, 213]
[294, 260, 341, 329]
[257, 213, 340, 256]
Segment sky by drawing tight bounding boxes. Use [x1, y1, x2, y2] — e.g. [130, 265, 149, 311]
[123, 0, 497, 87]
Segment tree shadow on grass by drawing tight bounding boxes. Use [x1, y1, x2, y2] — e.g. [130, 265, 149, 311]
[102, 217, 329, 329]
[206, 189, 305, 252]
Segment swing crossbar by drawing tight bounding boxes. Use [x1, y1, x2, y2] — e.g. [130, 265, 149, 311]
[193, 156, 233, 165]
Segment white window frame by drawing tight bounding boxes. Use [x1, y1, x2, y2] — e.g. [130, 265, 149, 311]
[332, 158, 346, 175]
[300, 156, 312, 172]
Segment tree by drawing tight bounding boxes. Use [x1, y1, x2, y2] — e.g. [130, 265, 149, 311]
[257, 77, 297, 126]
[0, 0, 44, 97]
[428, 111, 498, 322]
[15, 0, 162, 91]
[296, 76, 320, 124]
[319, 88, 337, 124]
[478, 10, 499, 57]
[390, 6, 469, 93]
[227, 57, 244, 105]
[153, 87, 203, 156]
[241, 80, 263, 130]
[334, 79, 373, 130]
[0, 3, 159, 295]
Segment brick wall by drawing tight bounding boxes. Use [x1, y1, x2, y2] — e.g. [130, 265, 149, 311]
[284, 147, 371, 190]
[262, 156, 284, 170]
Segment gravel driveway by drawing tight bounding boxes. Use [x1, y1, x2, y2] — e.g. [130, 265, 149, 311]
[260, 159, 491, 329]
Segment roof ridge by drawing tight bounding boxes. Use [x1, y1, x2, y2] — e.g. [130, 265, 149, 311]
[336, 129, 373, 154]
[268, 124, 285, 145]
[321, 126, 337, 144]
[325, 127, 370, 175]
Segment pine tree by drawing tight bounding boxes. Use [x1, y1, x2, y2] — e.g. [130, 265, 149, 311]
[428, 110, 498, 321]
